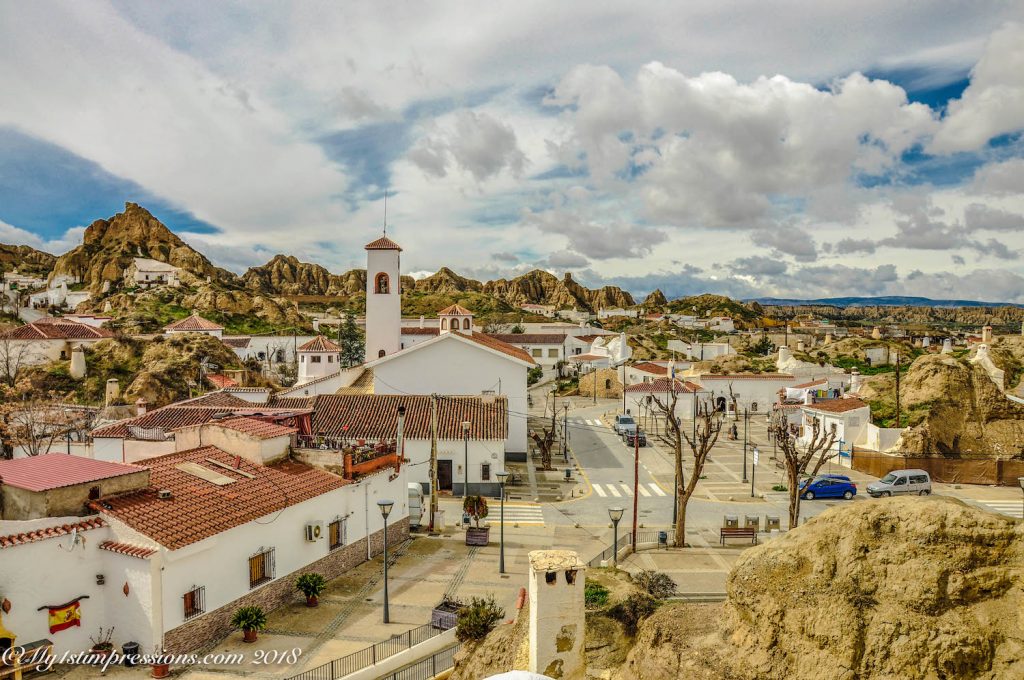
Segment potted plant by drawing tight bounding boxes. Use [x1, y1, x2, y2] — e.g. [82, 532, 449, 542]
[89, 627, 115, 660]
[150, 649, 171, 679]
[295, 573, 327, 608]
[230, 606, 267, 643]
[463, 495, 490, 546]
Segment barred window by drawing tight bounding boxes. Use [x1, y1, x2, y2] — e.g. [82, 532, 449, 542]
[183, 586, 205, 620]
[481, 464, 491, 481]
[248, 547, 275, 589]
[329, 518, 347, 551]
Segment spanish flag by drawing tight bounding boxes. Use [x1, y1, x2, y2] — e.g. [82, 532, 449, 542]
[48, 601, 81, 634]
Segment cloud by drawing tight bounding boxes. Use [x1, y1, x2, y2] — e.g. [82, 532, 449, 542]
[491, 251, 520, 263]
[963, 203, 1024, 232]
[930, 23, 1024, 153]
[731, 255, 788, 277]
[751, 225, 819, 262]
[0, 219, 84, 255]
[970, 157, 1024, 195]
[952, 254, 966, 265]
[833, 238, 877, 255]
[409, 110, 526, 182]
[524, 208, 667, 260]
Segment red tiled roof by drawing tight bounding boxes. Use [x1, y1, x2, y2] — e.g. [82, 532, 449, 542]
[791, 378, 828, 389]
[401, 327, 440, 335]
[365, 235, 402, 251]
[311, 394, 508, 440]
[570, 353, 607, 361]
[625, 378, 702, 394]
[221, 337, 252, 348]
[699, 374, 795, 380]
[438, 304, 473, 315]
[164, 315, 223, 332]
[0, 455, 144, 492]
[489, 334, 567, 345]
[298, 335, 341, 352]
[213, 416, 297, 439]
[99, 541, 156, 559]
[91, 402, 309, 438]
[180, 392, 254, 408]
[92, 446, 350, 549]
[0, 518, 106, 550]
[460, 332, 535, 365]
[268, 396, 315, 409]
[803, 398, 869, 414]
[0, 319, 114, 340]
[206, 373, 239, 389]
[632, 362, 668, 375]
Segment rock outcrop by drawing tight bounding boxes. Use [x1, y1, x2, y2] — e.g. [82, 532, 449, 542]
[0, 243, 56, 277]
[49, 202, 232, 292]
[641, 289, 667, 308]
[764, 302, 1024, 326]
[414, 267, 484, 295]
[484, 270, 634, 311]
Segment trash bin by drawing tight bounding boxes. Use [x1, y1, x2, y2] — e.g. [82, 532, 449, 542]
[122, 642, 139, 666]
[564, 468, 572, 480]
[658, 531, 668, 546]
[765, 515, 781, 531]
[744, 515, 760, 531]
[723, 515, 738, 528]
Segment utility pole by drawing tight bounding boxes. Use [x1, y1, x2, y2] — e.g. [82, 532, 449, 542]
[429, 394, 439, 532]
[631, 425, 639, 554]
[742, 408, 749, 483]
[562, 402, 569, 463]
[894, 351, 901, 428]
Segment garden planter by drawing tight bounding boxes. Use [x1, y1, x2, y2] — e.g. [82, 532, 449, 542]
[151, 662, 171, 679]
[242, 628, 258, 643]
[90, 647, 113, 662]
[465, 526, 490, 546]
[306, 595, 319, 608]
[431, 598, 462, 630]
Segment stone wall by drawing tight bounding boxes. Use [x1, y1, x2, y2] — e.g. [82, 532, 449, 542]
[577, 368, 623, 399]
[163, 517, 409, 653]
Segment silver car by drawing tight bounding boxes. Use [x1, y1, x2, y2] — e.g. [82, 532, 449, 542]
[866, 469, 932, 497]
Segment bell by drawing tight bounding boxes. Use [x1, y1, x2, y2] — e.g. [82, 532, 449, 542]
[123, 582, 130, 597]
[1, 598, 10, 613]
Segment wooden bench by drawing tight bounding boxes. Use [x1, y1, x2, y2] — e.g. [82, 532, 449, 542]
[0, 639, 53, 679]
[720, 527, 758, 545]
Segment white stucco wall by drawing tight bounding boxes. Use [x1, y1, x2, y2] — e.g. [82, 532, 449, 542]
[695, 376, 796, 413]
[365, 249, 401, 360]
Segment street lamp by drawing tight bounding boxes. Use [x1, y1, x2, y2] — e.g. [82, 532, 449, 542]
[751, 446, 759, 498]
[742, 408, 749, 483]
[461, 421, 471, 499]
[496, 471, 509, 574]
[377, 499, 394, 624]
[608, 507, 624, 567]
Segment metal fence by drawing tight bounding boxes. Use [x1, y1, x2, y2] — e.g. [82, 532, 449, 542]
[852, 453, 1024, 486]
[380, 644, 461, 680]
[586, 529, 675, 568]
[287, 622, 450, 680]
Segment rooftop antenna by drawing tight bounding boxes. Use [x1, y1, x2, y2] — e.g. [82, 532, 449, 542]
[383, 189, 388, 236]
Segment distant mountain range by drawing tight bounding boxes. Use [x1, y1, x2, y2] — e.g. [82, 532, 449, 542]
[750, 296, 1024, 309]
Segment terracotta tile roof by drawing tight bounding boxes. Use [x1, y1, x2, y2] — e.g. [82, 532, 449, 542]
[459, 332, 535, 365]
[267, 396, 315, 409]
[337, 367, 375, 395]
[180, 392, 254, 408]
[0, 318, 114, 340]
[213, 416, 297, 440]
[0, 455, 145, 492]
[573, 334, 605, 343]
[632, 362, 668, 375]
[91, 402, 309, 438]
[298, 335, 341, 352]
[803, 398, 869, 414]
[438, 304, 473, 315]
[311, 394, 508, 440]
[98, 540, 156, 559]
[698, 374, 796, 380]
[221, 337, 252, 348]
[401, 327, 440, 336]
[488, 334, 567, 345]
[92, 446, 350, 550]
[276, 369, 349, 396]
[0, 517, 106, 550]
[365, 235, 403, 251]
[791, 378, 828, 389]
[624, 378, 702, 394]
[206, 373, 239, 389]
[164, 315, 223, 332]
[570, 353, 607, 361]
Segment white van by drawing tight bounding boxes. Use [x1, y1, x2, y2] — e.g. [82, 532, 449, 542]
[408, 483, 425, 528]
[866, 469, 932, 497]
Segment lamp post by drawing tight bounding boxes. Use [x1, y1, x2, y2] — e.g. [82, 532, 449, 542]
[609, 507, 624, 567]
[377, 499, 394, 624]
[1018, 477, 1024, 520]
[742, 408, 749, 483]
[497, 471, 509, 574]
[461, 421, 471, 499]
[751, 446, 759, 498]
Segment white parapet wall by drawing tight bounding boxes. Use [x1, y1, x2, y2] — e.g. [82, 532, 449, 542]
[528, 550, 585, 679]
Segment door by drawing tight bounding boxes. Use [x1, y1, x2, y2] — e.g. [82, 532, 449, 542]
[892, 475, 909, 495]
[437, 460, 453, 492]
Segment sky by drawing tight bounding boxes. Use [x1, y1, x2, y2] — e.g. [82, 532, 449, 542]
[1, 1, 1023, 302]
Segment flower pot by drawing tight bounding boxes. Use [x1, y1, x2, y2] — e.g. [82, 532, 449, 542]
[306, 594, 319, 608]
[90, 647, 113, 661]
[151, 662, 171, 679]
[465, 526, 490, 546]
[242, 628, 258, 643]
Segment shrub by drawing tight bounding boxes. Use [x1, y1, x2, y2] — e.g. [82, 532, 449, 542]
[230, 606, 267, 632]
[455, 595, 505, 642]
[772, 484, 788, 492]
[295, 573, 327, 598]
[584, 579, 610, 609]
[632, 570, 678, 600]
[608, 592, 658, 635]
[463, 495, 489, 527]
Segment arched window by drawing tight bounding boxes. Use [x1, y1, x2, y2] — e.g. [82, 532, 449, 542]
[463, 318, 471, 330]
[375, 272, 390, 294]
[441, 318, 448, 330]
[378, 349, 386, 358]
[605, 379, 612, 389]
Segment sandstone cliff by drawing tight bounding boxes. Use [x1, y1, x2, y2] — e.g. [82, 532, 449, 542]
[414, 266, 484, 295]
[764, 302, 1024, 326]
[484, 270, 634, 311]
[0, 243, 56, 277]
[641, 288, 667, 308]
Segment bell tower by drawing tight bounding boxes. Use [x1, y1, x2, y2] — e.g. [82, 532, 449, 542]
[365, 235, 402, 359]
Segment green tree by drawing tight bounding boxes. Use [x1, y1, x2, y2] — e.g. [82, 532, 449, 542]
[339, 314, 364, 367]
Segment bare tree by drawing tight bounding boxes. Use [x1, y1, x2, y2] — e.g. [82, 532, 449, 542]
[769, 411, 839, 529]
[0, 399, 94, 458]
[0, 337, 32, 388]
[530, 427, 557, 471]
[653, 387, 723, 546]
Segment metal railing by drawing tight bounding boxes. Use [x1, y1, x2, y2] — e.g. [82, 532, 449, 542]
[586, 529, 675, 568]
[380, 644, 461, 680]
[287, 622, 451, 680]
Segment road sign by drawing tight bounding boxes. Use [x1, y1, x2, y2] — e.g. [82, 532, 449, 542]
[753, 448, 760, 466]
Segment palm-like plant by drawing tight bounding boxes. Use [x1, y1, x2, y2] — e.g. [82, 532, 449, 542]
[463, 495, 489, 528]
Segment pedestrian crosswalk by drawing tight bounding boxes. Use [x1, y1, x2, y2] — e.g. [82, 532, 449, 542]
[572, 418, 607, 428]
[977, 500, 1023, 519]
[591, 482, 668, 498]
[493, 502, 545, 526]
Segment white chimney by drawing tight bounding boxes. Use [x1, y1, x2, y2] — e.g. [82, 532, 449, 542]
[804, 390, 814, 405]
[982, 326, 993, 344]
[529, 550, 585, 679]
[942, 338, 953, 354]
[69, 345, 86, 380]
[419, 315, 425, 328]
[135, 398, 148, 416]
[104, 378, 120, 406]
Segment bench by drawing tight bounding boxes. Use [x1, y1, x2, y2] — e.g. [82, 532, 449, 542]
[0, 639, 53, 679]
[720, 527, 758, 545]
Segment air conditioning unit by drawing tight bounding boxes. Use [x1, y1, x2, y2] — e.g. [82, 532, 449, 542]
[305, 521, 324, 542]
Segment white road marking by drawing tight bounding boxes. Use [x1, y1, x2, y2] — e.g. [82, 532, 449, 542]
[619, 484, 634, 496]
[592, 483, 607, 497]
[607, 485, 622, 497]
[638, 486, 651, 497]
[978, 501, 1023, 518]
[494, 503, 545, 526]
[648, 483, 667, 497]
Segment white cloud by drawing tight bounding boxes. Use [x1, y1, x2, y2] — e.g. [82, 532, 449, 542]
[0, 219, 84, 255]
[409, 110, 526, 182]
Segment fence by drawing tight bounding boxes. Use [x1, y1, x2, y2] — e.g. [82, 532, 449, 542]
[287, 622, 450, 680]
[852, 453, 1024, 486]
[586, 529, 675, 568]
[379, 644, 461, 680]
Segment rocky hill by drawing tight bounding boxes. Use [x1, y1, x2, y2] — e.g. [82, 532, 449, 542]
[0, 243, 56, 277]
[667, 293, 761, 321]
[764, 302, 1024, 327]
[241, 254, 366, 297]
[414, 266, 484, 295]
[484, 270, 634, 311]
[49, 202, 233, 292]
[641, 288, 667, 308]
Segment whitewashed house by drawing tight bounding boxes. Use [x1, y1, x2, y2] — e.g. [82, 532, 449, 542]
[691, 373, 797, 415]
[128, 258, 180, 288]
[0, 317, 114, 368]
[488, 333, 566, 368]
[163, 314, 224, 338]
[798, 398, 871, 460]
[667, 339, 736, 361]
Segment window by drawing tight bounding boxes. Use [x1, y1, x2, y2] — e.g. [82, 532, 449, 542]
[378, 349, 386, 358]
[463, 318, 471, 330]
[548, 348, 559, 358]
[311, 355, 321, 363]
[183, 586, 205, 620]
[375, 272, 390, 294]
[441, 318, 448, 330]
[88, 486, 100, 500]
[300, 355, 305, 363]
[327, 355, 334, 363]
[329, 518, 347, 551]
[481, 464, 491, 481]
[531, 348, 542, 357]
[248, 547, 275, 588]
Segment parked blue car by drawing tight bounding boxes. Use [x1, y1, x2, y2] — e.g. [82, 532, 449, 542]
[800, 475, 857, 500]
